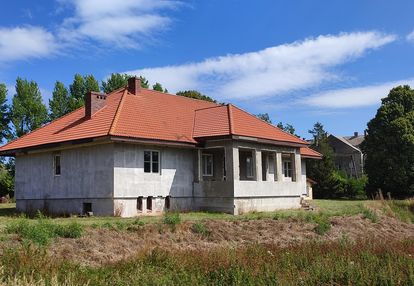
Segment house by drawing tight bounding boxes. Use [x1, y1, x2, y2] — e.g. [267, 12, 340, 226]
[0, 78, 321, 217]
[327, 133, 364, 178]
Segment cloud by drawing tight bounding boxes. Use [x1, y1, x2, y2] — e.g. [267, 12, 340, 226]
[0, 26, 57, 63]
[58, 0, 181, 48]
[303, 78, 414, 108]
[407, 30, 414, 43]
[124, 31, 396, 99]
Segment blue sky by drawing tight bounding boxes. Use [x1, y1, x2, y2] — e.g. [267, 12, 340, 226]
[0, 0, 413, 139]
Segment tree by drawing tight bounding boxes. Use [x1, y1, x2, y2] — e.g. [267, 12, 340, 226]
[277, 122, 296, 135]
[68, 74, 100, 111]
[362, 85, 414, 198]
[306, 122, 337, 198]
[11, 78, 48, 138]
[49, 81, 69, 121]
[101, 73, 150, 93]
[256, 113, 272, 123]
[0, 84, 10, 141]
[176, 90, 215, 102]
[152, 82, 167, 92]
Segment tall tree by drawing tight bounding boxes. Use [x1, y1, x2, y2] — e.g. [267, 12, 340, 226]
[176, 90, 215, 102]
[49, 81, 69, 121]
[0, 84, 10, 141]
[84, 75, 100, 94]
[307, 122, 337, 198]
[362, 85, 414, 198]
[68, 74, 86, 111]
[152, 82, 165, 92]
[256, 113, 272, 123]
[101, 73, 150, 93]
[11, 78, 48, 137]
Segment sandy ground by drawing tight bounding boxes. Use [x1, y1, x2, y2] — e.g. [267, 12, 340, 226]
[49, 214, 414, 266]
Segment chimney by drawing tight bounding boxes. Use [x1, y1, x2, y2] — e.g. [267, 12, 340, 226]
[128, 76, 141, 95]
[353, 131, 358, 138]
[85, 91, 107, 118]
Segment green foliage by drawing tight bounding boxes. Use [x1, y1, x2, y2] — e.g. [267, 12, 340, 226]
[0, 84, 10, 141]
[152, 82, 167, 92]
[191, 221, 210, 237]
[384, 200, 414, 223]
[362, 85, 414, 198]
[330, 171, 367, 199]
[256, 113, 272, 123]
[0, 164, 14, 197]
[101, 73, 130, 93]
[139, 76, 149, 89]
[362, 207, 378, 223]
[176, 90, 216, 102]
[68, 74, 100, 111]
[49, 81, 69, 121]
[10, 77, 48, 137]
[277, 121, 296, 135]
[163, 212, 181, 228]
[5, 213, 84, 245]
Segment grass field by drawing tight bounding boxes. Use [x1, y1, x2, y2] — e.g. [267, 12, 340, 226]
[0, 199, 413, 285]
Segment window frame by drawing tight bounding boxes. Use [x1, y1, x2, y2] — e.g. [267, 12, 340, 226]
[283, 160, 292, 178]
[202, 153, 214, 176]
[246, 154, 254, 179]
[54, 154, 61, 176]
[144, 150, 160, 174]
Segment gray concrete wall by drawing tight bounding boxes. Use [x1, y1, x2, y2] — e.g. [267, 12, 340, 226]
[15, 143, 115, 215]
[113, 143, 195, 217]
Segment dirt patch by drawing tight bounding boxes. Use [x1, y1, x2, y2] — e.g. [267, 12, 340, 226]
[48, 214, 414, 266]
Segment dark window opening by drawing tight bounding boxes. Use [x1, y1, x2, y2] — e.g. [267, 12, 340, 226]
[137, 196, 143, 211]
[144, 151, 160, 173]
[202, 153, 213, 176]
[83, 203, 92, 215]
[147, 196, 153, 211]
[165, 196, 171, 210]
[54, 154, 61, 176]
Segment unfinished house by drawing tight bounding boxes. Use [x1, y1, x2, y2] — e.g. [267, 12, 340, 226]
[0, 78, 321, 217]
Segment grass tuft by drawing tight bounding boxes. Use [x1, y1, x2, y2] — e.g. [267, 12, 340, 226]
[163, 212, 181, 229]
[191, 222, 210, 237]
[362, 207, 378, 223]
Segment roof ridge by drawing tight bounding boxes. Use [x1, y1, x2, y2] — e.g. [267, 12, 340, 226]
[227, 104, 234, 134]
[145, 89, 219, 106]
[109, 88, 128, 135]
[194, 105, 226, 112]
[230, 104, 308, 145]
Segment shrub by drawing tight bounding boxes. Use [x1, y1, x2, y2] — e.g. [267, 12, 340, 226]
[362, 207, 378, 223]
[163, 212, 181, 228]
[191, 222, 210, 237]
[55, 222, 84, 238]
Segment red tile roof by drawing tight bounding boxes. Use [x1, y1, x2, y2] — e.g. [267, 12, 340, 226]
[300, 147, 323, 159]
[0, 87, 316, 155]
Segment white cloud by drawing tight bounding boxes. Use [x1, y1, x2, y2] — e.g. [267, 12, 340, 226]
[124, 31, 396, 99]
[303, 78, 414, 108]
[59, 0, 180, 48]
[407, 30, 414, 42]
[0, 26, 57, 62]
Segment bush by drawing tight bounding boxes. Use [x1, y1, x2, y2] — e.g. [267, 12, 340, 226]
[163, 212, 181, 228]
[191, 222, 210, 237]
[330, 171, 367, 199]
[55, 222, 84, 238]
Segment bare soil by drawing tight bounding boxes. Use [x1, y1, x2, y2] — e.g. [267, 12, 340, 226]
[49, 214, 414, 266]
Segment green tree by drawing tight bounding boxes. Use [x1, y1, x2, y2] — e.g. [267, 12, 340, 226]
[49, 81, 69, 121]
[84, 75, 100, 94]
[362, 85, 414, 198]
[68, 74, 86, 111]
[306, 122, 337, 198]
[0, 84, 10, 141]
[152, 82, 166, 92]
[176, 90, 215, 102]
[277, 122, 296, 135]
[101, 73, 150, 93]
[11, 78, 48, 137]
[256, 113, 272, 123]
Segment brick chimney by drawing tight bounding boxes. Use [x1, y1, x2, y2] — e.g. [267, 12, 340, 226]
[85, 91, 107, 118]
[128, 77, 141, 95]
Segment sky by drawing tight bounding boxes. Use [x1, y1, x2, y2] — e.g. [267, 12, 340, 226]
[0, 0, 414, 139]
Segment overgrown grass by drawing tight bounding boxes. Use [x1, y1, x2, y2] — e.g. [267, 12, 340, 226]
[5, 213, 84, 245]
[383, 199, 414, 223]
[191, 221, 211, 237]
[0, 239, 413, 285]
[163, 212, 181, 230]
[362, 207, 379, 223]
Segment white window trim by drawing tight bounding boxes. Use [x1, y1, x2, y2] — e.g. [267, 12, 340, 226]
[54, 154, 61, 176]
[144, 150, 160, 174]
[202, 153, 214, 176]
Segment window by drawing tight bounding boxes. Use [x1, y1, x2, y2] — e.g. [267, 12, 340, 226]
[165, 196, 171, 210]
[283, 160, 292, 178]
[202, 154, 213, 176]
[54, 154, 61, 176]
[147, 196, 153, 211]
[137, 196, 143, 211]
[83, 203, 92, 215]
[246, 155, 254, 178]
[144, 151, 160, 173]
